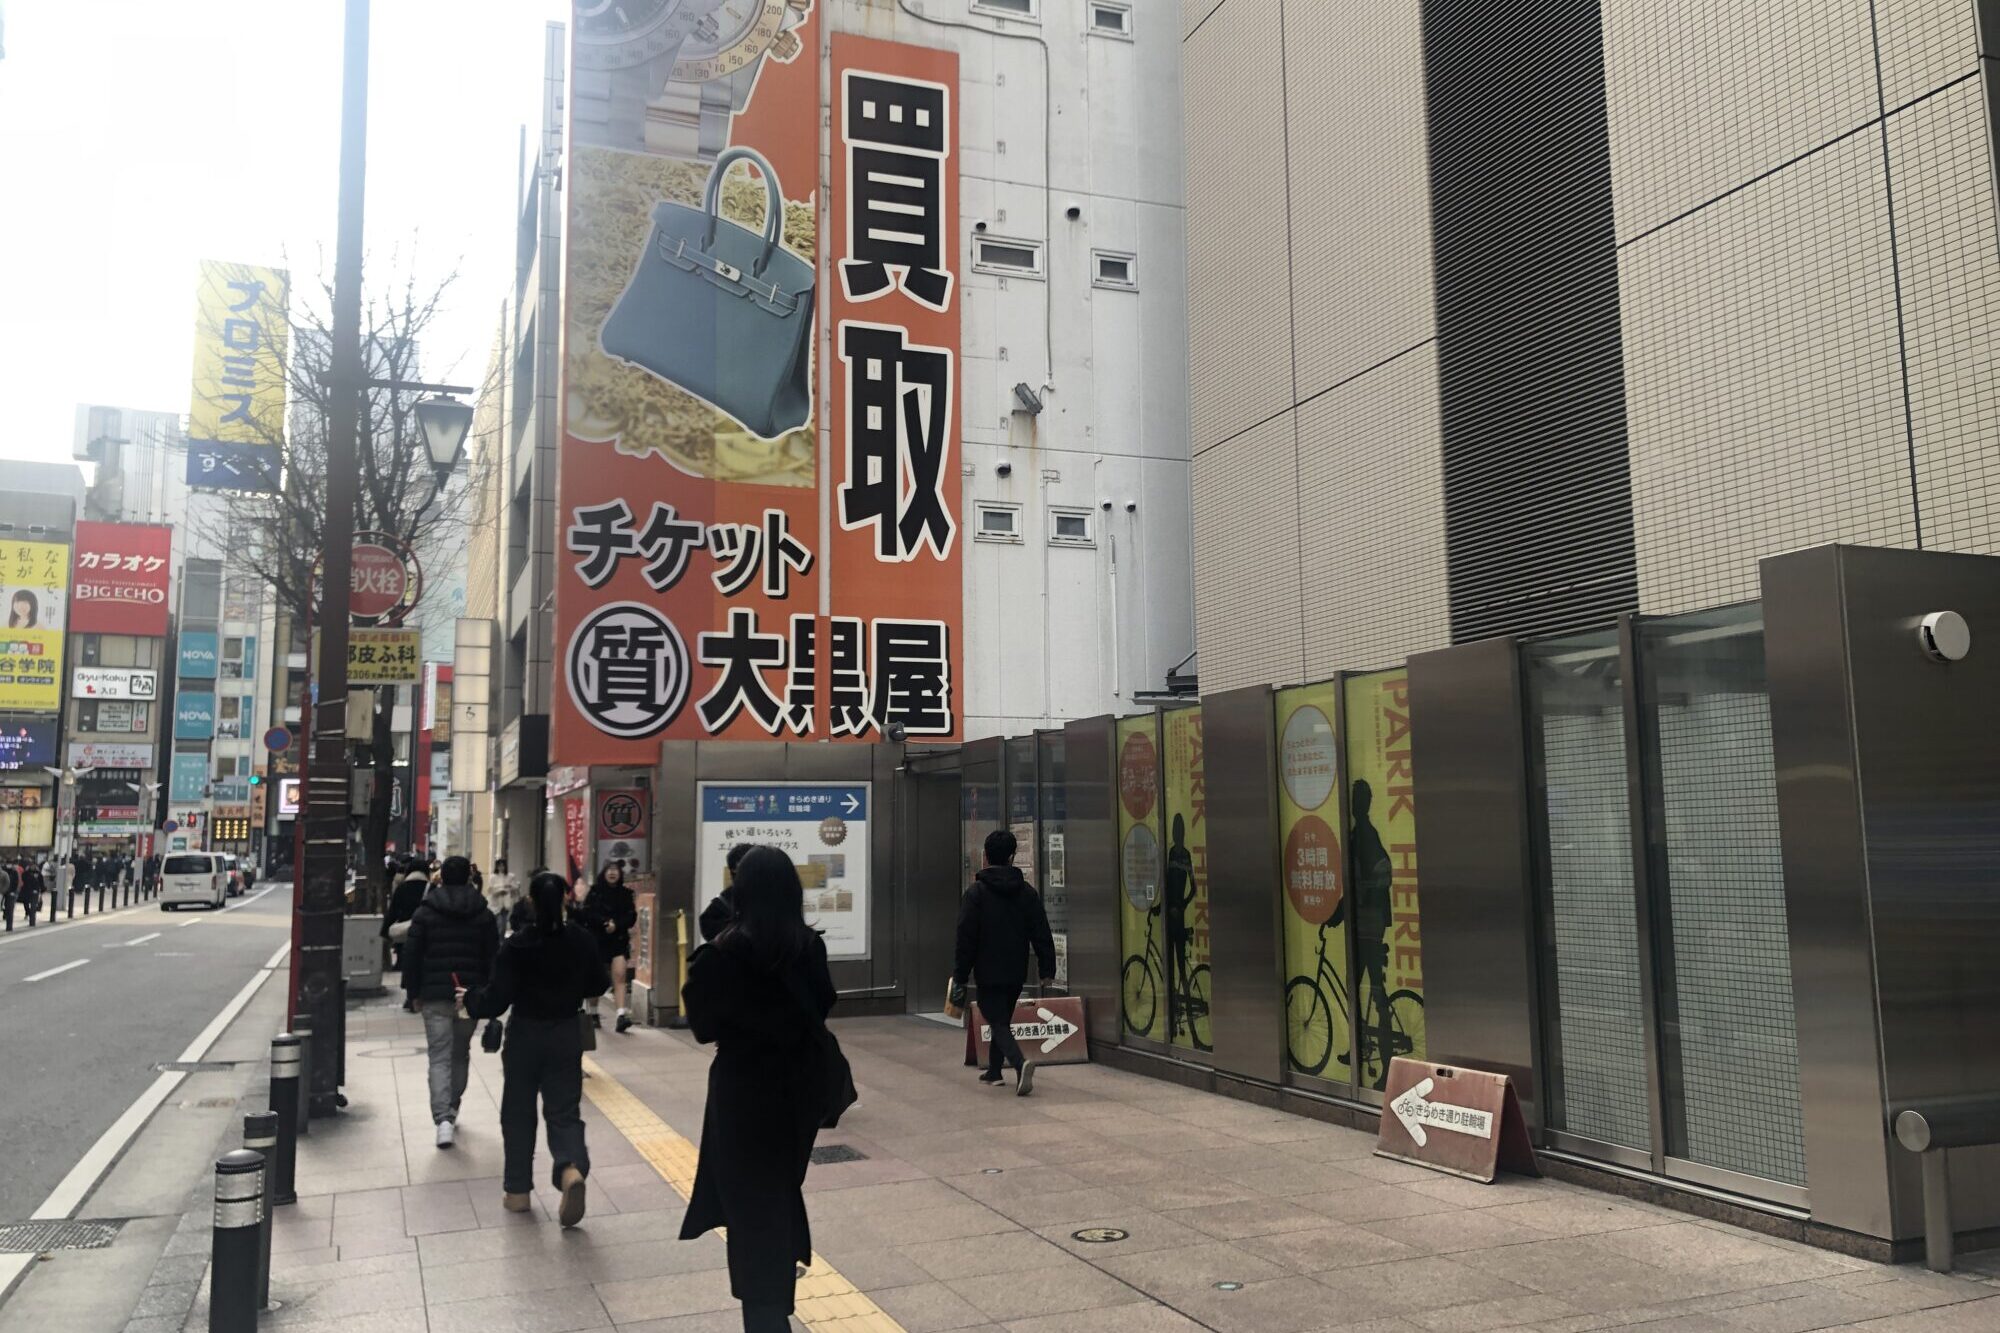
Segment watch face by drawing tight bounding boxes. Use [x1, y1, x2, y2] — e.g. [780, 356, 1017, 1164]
[574, 0, 683, 70]
[674, 0, 784, 82]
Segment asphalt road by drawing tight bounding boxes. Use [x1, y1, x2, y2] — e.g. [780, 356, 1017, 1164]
[0, 883, 292, 1226]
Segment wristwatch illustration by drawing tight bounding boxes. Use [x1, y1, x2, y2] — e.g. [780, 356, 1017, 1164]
[644, 0, 811, 162]
[571, 0, 731, 153]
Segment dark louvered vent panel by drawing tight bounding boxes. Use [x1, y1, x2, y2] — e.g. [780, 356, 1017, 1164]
[1422, 0, 1638, 643]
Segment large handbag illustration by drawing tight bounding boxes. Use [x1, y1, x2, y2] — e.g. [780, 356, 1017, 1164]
[600, 146, 816, 441]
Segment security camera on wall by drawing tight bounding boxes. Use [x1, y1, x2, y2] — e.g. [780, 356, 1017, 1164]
[1124, 500, 1137, 513]
[1100, 500, 1113, 512]
[996, 459, 1013, 477]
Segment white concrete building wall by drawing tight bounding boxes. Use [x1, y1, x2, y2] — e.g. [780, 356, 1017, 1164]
[827, 0, 1196, 737]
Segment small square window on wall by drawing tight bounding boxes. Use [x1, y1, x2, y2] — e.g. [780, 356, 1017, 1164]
[971, 0, 1036, 17]
[1090, 2, 1132, 37]
[975, 502, 1023, 543]
[973, 236, 1044, 280]
[1050, 507, 1094, 547]
[1093, 250, 1137, 290]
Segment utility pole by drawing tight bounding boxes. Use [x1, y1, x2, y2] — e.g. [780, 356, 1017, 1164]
[293, 0, 368, 1114]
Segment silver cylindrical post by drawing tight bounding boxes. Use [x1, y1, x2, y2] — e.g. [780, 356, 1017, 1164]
[291, 1017, 314, 1135]
[267, 1034, 300, 1205]
[242, 1111, 279, 1307]
[1922, 1149, 1954, 1273]
[208, 1149, 265, 1333]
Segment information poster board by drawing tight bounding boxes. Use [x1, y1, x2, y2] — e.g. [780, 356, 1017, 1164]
[1161, 706, 1210, 1053]
[696, 783, 870, 961]
[1344, 669, 1425, 1088]
[1277, 680, 1349, 1082]
[1115, 715, 1164, 1042]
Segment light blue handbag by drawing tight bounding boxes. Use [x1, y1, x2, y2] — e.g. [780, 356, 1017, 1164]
[601, 147, 816, 440]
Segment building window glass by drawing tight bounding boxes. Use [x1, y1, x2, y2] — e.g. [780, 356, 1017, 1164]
[972, 0, 1035, 16]
[973, 237, 1044, 278]
[1092, 250, 1137, 290]
[975, 502, 1022, 543]
[1090, 2, 1131, 36]
[1050, 507, 1094, 547]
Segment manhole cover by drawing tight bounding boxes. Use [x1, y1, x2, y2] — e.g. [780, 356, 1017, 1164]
[1071, 1227, 1129, 1244]
[810, 1145, 867, 1165]
[155, 1061, 238, 1073]
[0, 1221, 121, 1253]
[182, 1098, 238, 1109]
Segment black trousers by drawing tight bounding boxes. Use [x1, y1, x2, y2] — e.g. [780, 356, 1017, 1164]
[499, 1014, 589, 1194]
[978, 986, 1023, 1075]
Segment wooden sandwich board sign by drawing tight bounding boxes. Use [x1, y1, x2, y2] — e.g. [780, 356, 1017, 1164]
[964, 995, 1091, 1067]
[1374, 1057, 1539, 1183]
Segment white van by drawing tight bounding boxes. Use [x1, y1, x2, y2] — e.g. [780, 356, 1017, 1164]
[160, 852, 226, 911]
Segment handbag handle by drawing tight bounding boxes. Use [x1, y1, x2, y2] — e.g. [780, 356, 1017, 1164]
[701, 146, 786, 277]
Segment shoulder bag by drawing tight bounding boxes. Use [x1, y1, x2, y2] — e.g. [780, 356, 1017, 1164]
[600, 146, 816, 441]
[779, 962, 855, 1129]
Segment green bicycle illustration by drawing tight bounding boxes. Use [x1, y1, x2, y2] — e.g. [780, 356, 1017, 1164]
[1284, 922, 1423, 1089]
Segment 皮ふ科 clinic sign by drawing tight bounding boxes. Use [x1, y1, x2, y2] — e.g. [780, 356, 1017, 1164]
[695, 783, 870, 961]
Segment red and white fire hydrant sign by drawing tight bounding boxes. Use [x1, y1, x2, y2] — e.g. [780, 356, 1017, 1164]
[964, 995, 1090, 1067]
[1375, 1058, 1539, 1183]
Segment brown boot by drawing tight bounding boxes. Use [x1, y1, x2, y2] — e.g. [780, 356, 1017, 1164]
[501, 1192, 531, 1213]
[557, 1165, 587, 1228]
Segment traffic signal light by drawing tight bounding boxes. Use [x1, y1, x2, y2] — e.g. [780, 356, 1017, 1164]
[248, 774, 263, 786]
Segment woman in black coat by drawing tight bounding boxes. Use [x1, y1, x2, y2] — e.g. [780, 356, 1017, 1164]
[679, 846, 836, 1333]
[577, 863, 639, 1032]
[459, 872, 610, 1227]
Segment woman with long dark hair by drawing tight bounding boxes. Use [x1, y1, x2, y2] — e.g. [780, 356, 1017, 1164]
[679, 846, 836, 1333]
[458, 870, 610, 1227]
[578, 861, 638, 1031]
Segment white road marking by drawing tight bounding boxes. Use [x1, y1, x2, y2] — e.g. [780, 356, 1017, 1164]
[224, 886, 275, 912]
[0, 898, 156, 947]
[176, 918, 203, 928]
[263, 943, 289, 970]
[26, 949, 282, 1230]
[30, 1070, 183, 1221]
[178, 960, 280, 1064]
[105, 932, 162, 948]
[22, 958, 89, 982]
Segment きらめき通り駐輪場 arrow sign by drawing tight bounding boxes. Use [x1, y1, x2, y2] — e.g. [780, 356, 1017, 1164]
[1390, 1077, 1497, 1149]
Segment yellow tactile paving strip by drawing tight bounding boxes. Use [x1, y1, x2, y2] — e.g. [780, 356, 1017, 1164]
[583, 1055, 908, 1332]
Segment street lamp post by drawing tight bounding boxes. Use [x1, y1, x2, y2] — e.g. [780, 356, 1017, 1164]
[293, 0, 370, 1117]
[128, 781, 161, 906]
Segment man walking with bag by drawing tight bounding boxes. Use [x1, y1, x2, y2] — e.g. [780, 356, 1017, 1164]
[953, 829, 1057, 1096]
[404, 856, 498, 1148]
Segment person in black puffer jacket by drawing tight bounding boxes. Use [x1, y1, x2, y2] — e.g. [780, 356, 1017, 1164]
[404, 856, 498, 1147]
[953, 829, 1057, 1095]
[578, 863, 639, 1032]
[461, 871, 610, 1226]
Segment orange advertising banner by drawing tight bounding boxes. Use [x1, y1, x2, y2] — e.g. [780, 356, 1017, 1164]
[555, 8, 963, 763]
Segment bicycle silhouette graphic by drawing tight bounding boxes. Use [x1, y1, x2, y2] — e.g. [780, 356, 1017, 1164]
[1120, 902, 1212, 1051]
[1284, 921, 1422, 1089]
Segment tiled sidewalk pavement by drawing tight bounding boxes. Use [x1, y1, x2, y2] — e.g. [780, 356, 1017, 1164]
[131, 993, 2000, 1333]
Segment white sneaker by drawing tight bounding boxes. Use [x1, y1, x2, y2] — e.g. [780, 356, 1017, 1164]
[435, 1120, 455, 1149]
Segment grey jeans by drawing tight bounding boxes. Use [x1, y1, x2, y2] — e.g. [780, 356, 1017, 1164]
[422, 1008, 477, 1124]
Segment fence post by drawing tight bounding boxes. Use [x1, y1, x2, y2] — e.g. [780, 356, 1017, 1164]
[266, 1034, 300, 1205]
[207, 1149, 264, 1333]
[242, 1110, 278, 1307]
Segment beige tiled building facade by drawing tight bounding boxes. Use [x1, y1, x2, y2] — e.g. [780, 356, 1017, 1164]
[1184, 0, 2000, 690]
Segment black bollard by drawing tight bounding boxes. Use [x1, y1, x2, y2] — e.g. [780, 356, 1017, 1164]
[208, 1149, 264, 1333]
[266, 1035, 300, 1205]
[242, 1111, 278, 1308]
[290, 1018, 313, 1135]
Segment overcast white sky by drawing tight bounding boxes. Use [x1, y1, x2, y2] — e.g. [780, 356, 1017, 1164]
[0, 0, 568, 469]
